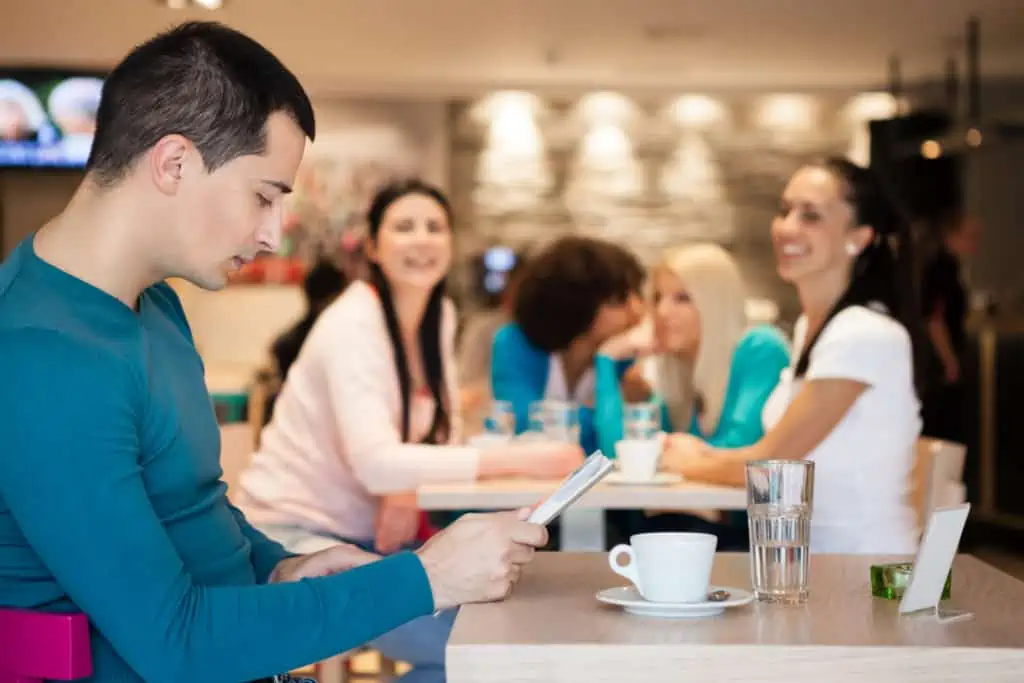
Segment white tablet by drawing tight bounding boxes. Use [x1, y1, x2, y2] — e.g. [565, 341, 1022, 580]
[527, 450, 615, 525]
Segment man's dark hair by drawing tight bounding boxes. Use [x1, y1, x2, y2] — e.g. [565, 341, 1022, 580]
[86, 21, 315, 186]
[514, 236, 645, 353]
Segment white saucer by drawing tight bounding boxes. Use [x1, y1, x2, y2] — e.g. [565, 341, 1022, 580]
[596, 585, 753, 619]
[604, 472, 682, 486]
[466, 433, 512, 448]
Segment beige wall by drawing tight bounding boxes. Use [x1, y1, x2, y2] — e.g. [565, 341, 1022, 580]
[1, 98, 448, 392]
[447, 93, 860, 325]
[0, 171, 81, 258]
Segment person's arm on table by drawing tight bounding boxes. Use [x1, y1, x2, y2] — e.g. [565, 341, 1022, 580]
[0, 330, 437, 683]
[662, 321, 888, 487]
[593, 354, 628, 459]
[663, 378, 866, 487]
[323, 317, 581, 493]
[593, 320, 658, 456]
[226, 502, 296, 583]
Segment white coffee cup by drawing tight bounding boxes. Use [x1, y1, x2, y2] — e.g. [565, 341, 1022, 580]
[608, 532, 717, 603]
[615, 438, 660, 481]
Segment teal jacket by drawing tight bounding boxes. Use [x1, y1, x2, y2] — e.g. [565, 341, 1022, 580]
[593, 325, 791, 458]
[0, 238, 434, 683]
[490, 322, 633, 455]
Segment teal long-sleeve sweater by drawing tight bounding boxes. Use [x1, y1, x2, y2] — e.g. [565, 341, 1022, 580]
[0, 238, 434, 683]
[491, 322, 633, 455]
[593, 325, 791, 458]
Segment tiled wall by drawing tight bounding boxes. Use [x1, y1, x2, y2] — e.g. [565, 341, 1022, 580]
[448, 91, 889, 325]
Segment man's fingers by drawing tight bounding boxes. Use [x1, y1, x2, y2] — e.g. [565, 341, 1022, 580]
[509, 520, 548, 548]
[507, 543, 535, 565]
[516, 506, 536, 521]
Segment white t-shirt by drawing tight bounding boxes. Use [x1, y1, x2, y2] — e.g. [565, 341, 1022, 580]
[761, 306, 921, 554]
[544, 355, 596, 405]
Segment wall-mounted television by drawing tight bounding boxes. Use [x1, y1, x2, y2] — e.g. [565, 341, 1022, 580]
[0, 68, 105, 170]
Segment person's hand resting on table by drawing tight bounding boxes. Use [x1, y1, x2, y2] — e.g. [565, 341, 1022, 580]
[270, 543, 381, 583]
[477, 441, 586, 481]
[660, 432, 719, 480]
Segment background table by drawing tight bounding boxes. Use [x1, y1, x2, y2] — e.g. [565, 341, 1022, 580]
[447, 552, 1024, 683]
[418, 479, 747, 550]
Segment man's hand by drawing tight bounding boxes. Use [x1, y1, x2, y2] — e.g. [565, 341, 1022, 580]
[375, 492, 422, 555]
[269, 543, 381, 583]
[415, 508, 547, 610]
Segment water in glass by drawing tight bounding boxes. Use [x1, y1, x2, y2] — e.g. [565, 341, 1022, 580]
[748, 503, 811, 603]
[484, 400, 516, 438]
[528, 400, 580, 444]
[623, 402, 659, 441]
[745, 460, 814, 604]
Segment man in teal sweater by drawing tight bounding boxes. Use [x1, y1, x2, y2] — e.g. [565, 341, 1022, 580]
[0, 22, 546, 683]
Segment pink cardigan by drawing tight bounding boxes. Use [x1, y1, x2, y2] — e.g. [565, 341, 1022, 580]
[237, 281, 480, 542]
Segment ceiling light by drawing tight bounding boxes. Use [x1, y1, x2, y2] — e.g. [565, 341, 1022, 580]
[843, 92, 901, 125]
[667, 95, 727, 129]
[755, 94, 819, 132]
[162, 0, 223, 8]
[920, 140, 942, 159]
[576, 92, 639, 127]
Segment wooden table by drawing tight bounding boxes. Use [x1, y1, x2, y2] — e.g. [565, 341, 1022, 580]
[418, 480, 746, 551]
[447, 552, 1024, 682]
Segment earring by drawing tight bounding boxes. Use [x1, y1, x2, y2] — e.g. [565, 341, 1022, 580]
[845, 242, 858, 256]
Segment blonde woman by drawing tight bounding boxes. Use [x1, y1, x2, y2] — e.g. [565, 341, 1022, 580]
[594, 244, 790, 547]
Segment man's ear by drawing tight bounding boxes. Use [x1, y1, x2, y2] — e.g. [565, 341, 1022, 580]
[148, 134, 192, 196]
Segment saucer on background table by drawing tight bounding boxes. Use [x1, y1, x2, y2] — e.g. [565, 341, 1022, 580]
[466, 433, 512, 448]
[596, 585, 753, 619]
[604, 472, 682, 486]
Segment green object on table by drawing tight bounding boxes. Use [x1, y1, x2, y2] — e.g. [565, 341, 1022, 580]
[870, 562, 952, 600]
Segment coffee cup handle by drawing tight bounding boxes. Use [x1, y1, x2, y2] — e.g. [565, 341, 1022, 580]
[608, 544, 639, 587]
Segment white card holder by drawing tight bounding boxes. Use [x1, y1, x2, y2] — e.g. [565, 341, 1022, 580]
[899, 503, 972, 622]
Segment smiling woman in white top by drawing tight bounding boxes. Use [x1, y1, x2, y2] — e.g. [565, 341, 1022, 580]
[236, 179, 582, 683]
[663, 157, 924, 554]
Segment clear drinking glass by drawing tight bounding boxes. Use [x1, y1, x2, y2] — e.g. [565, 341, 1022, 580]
[483, 399, 516, 439]
[623, 402, 660, 441]
[527, 400, 580, 444]
[526, 401, 547, 435]
[746, 459, 814, 604]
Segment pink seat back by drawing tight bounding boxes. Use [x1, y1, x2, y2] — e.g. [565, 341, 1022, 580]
[0, 608, 93, 682]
